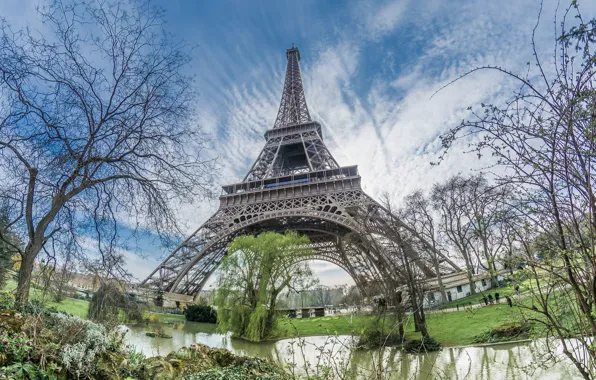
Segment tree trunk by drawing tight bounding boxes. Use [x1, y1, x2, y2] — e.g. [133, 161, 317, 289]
[461, 248, 476, 295]
[395, 292, 405, 338]
[401, 240, 428, 337]
[433, 256, 447, 303]
[15, 246, 39, 307]
[480, 235, 499, 288]
[489, 262, 499, 288]
[417, 309, 428, 337]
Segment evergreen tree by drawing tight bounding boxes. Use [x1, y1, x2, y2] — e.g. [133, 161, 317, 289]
[0, 211, 20, 289]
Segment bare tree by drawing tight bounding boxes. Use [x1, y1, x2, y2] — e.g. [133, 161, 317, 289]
[437, 4, 596, 378]
[463, 174, 509, 287]
[0, 0, 214, 306]
[400, 190, 448, 303]
[432, 173, 512, 291]
[500, 212, 527, 275]
[367, 196, 430, 336]
[340, 285, 363, 307]
[313, 285, 332, 307]
[51, 250, 76, 302]
[431, 175, 479, 294]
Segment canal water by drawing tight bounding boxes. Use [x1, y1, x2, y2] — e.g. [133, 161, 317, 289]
[124, 321, 583, 379]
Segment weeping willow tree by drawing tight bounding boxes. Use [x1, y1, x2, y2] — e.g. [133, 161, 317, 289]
[88, 282, 141, 324]
[215, 231, 316, 341]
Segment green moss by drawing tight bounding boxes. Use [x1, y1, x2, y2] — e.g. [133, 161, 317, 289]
[146, 331, 172, 338]
[404, 336, 441, 353]
[186, 361, 290, 380]
[0, 308, 25, 333]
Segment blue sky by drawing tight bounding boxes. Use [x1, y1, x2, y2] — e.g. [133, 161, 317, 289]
[2, 0, 595, 286]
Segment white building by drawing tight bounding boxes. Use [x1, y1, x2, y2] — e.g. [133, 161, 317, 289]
[422, 271, 505, 308]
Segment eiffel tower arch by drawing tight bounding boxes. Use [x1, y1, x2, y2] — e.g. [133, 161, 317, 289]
[142, 46, 460, 297]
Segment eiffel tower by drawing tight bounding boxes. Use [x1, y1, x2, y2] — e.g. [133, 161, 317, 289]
[142, 46, 460, 297]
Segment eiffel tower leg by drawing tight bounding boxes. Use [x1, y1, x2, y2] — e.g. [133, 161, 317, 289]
[351, 194, 458, 278]
[141, 208, 234, 295]
[335, 239, 376, 294]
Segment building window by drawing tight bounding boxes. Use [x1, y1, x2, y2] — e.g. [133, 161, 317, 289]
[481, 279, 487, 287]
[456, 285, 463, 293]
[427, 292, 435, 302]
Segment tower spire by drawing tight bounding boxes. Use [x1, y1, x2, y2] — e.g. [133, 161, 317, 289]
[273, 46, 311, 128]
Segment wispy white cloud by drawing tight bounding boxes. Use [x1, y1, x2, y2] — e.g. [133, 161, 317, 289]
[76, 236, 159, 282]
[357, 0, 409, 40]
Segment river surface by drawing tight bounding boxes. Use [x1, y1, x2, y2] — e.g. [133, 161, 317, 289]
[124, 321, 583, 379]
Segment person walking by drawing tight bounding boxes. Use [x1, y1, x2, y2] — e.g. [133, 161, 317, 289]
[515, 285, 520, 296]
[495, 292, 500, 303]
[487, 294, 494, 304]
[506, 296, 513, 307]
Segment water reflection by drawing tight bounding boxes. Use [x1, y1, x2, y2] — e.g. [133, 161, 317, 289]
[124, 322, 582, 379]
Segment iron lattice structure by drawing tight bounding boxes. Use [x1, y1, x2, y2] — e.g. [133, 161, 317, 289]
[142, 46, 460, 296]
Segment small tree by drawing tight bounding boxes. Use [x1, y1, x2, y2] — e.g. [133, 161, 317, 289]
[88, 281, 139, 324]
[215, 231, 315, 341]
[184, 304, 217, 323]
[51, 251, 76, 302]
[0, 249, 11, 289]
[340, 285, 363, 307]
[313, 285, 332, 307]
[154, 288, 165, 308]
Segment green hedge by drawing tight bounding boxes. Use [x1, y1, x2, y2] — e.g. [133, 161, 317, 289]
[184, 305, 217, 323]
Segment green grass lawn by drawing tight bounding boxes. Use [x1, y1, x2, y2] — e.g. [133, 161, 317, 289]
[423, 304, 521, 346]
[277, 303, 528, 347]
[2, 279, 91, 318]
[46, 297, 90, 318]
[278, 314, 369, 336]
[149, 312, 186, 323]
[2, 278, 189, 322]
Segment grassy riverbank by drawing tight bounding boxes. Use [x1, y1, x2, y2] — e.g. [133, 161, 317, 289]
[277, 303, 530, 347]
[2, 279, 537, 347]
